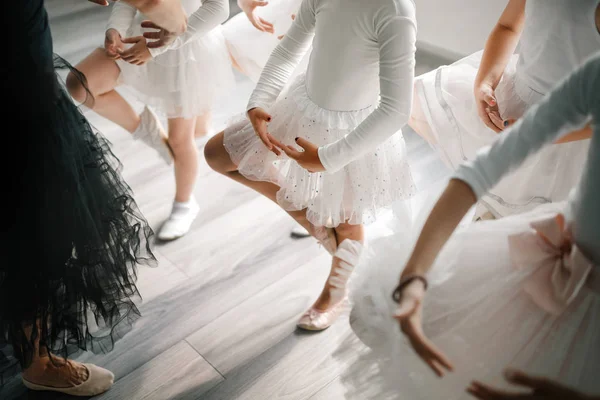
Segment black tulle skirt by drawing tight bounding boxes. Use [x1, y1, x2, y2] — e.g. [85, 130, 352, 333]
[0, 57, 155, 386]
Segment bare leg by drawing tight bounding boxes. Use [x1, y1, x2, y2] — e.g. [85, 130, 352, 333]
[67, 48, 140, 133]
[312, 222, 364, 310]
[168, 117, 198, 202]
[204, 131, 314, 233]
[194, 111, 212, 139]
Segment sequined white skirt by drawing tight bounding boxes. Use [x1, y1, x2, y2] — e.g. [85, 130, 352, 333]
[224, 73, 416, 228]
[339, 200, 600, 400]
[117, 23, 235, 119]
[414, 51, 590, 217]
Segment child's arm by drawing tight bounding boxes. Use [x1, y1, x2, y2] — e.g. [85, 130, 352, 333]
[106, 1, 137, 38]
[316, 0, 417, 173]
[147, 0, 229, 57]
[246, 0, 316, 111]
[474, 0, 526, 132]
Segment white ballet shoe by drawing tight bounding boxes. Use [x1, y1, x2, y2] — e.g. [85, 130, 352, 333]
[157, 197, 200, 241]
[297, 239, 363, 331]
[133, 106, 173, 165]
[22, 364, 114, 397]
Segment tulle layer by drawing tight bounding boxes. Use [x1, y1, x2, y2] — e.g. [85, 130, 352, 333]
[222, 0, 302, 82]
[0, 59, 155, 386]
[340, 201, 600, 399]
[117, 26, 235, 118]
[413, 50, 590, 217]
[224, 74, 416, 227]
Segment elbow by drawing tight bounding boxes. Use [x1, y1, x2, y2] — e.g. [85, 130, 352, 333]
[383, 106, 411, 130]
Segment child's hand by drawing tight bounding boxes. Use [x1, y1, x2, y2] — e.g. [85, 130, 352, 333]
[119, 36, 152, 65]
[248, 108, 280, 155]
[239, 0, 275, 33]
[393, 279, 454, 377]
[475, 82, 504, 133]
[104, 29, 124, 59]
[270, 137, 324, 173]
[467, 369, 595, 400]
[142, 21, 178, 49]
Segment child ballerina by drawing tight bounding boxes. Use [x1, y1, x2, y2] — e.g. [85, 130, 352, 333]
[409, 0, 599, 219]
[67, 0, 234, 240]
[204, 0, 417, 330]
[344, 53, 600, 399]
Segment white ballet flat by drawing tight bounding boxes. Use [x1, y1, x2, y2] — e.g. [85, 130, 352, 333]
[297, 239, 363, 331]
[22, 363, 114, 397]
[133, 106, 173, 166]
[158, 197, 200, 241]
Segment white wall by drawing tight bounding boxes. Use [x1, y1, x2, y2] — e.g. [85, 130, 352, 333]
[414, 0, 509, 58]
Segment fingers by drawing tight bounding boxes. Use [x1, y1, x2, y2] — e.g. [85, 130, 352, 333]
[266, 134, 282, 156]
[258, 17, 275, 33]
[278, 34, 285, 40]
[479, 85, 497, 107]
[487, 110, 505, 131]
[291, 14, 296, 20]
[143, 31, 162, 40]
[88, 0, 109, 5]
[141, 20, 162, 30]
[121, 36, 144, 44]
[467, 381, 530, 400]
[408, 332, 454, 376]
[293, 137, 315, 151]
[252, 0, 269, 6]
[503, 369, 554, 392]
[250, 17, 266, 32]
[477, 106, 502, 133]
[274, 140, 303, 160]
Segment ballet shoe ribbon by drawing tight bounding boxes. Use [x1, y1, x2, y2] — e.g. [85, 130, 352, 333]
[508, 213, 595, 315]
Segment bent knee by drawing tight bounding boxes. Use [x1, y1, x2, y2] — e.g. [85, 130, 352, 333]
[204, 134, 234, 173]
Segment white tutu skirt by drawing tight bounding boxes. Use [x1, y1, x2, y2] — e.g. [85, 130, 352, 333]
[117, 21, 235, 119]
[414, 51, 590, 217]
[222, 0, 303, 82]
[224, 73, 416, 227]
[341, 201, 600, 400]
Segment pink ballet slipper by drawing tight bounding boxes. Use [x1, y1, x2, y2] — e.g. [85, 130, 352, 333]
[297, 298, 347, 331]
[297, 239, 363, 331]
[509, 213, 598, 315]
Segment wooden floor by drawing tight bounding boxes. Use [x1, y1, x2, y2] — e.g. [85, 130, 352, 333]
[2, 1, 452, 399]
